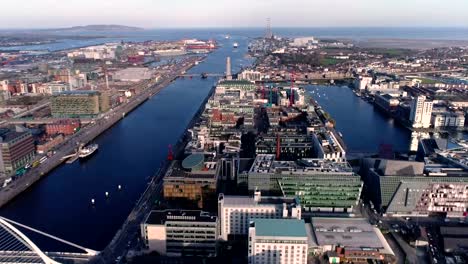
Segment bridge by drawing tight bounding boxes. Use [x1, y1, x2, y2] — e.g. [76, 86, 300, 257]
[178, 73, 224, 78]
[12, 102, 50, 119]
[0, 216, 99, 263]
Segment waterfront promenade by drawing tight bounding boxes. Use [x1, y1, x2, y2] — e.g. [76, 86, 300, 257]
[0, 56, 203, 208]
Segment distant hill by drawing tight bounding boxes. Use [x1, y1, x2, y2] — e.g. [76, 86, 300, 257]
[46, 25, 144, 32]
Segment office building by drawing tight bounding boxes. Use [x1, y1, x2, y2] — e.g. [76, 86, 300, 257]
[432, 111, 465, 128]
[36, 134, 64, 154]
[0, 127, 35, 174]
[242, 153, 358, 192]
[218, 190, 301, 241]
[361, 158, 468, 210]
[255, 134, 315, 160]
[45, 119, 81, 136]
[309, 217, 394, 262]
[238, 70, 262, 81]
[374, 94, 400, 113]
[410, 95, 433, 128]
[354, 76, 373, 90]
[311, 130, 346, 162]
[386, 182, 468, 218]
[50, 91, 109, 118]
[141, 210, 218, 257]
[278, 174, 362, 214]
[163, 154, 218, 209]
[248, 219, 308, 264]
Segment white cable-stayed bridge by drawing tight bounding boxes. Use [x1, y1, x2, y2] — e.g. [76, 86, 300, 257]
[0, 216, 99, 264]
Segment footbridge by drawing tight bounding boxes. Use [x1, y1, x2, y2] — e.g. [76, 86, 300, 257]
[178, 73, 224, 78]
[0, 216, 99, 263]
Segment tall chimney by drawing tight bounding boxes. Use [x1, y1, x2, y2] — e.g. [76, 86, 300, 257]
[226, 57, 232, 80]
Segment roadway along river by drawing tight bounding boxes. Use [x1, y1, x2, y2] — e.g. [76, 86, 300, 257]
[0, 35, 253, 251]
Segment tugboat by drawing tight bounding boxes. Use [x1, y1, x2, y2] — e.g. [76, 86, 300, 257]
[79, 144, 99, 159]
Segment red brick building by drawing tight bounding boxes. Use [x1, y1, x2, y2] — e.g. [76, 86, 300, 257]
[45, 119, 81, 136]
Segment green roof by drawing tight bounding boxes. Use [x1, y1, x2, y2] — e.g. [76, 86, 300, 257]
[253, 219, 306, 238]
[181, 153, 205, 170]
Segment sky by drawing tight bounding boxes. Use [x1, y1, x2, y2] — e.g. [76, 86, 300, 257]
[1, 0, 468, 28]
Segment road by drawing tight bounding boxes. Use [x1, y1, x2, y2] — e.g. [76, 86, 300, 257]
[0, 56, 203, 208]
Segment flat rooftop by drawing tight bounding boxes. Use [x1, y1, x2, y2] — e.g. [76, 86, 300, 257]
[220, 193, 299, 207]
[56, 90, 99, 96]
[253, 219, 307, 238]
[164, 161, 217, 181]
[249, 154, 353, 175]
[311, 217, 394, 255]
[145, 209, 217, 225]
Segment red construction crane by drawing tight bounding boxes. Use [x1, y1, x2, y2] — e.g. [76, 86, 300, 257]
[290, 71, 295, 107]
[276, 133, 281, 160]
[167, 144, 174, 161]
[262, 84, 266, 100]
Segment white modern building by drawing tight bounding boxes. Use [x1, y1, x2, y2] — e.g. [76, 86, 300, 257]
[354, 76, 373, 90]
[248, 219, 308, 264]
[311, 130, 346, 162]
[218, 191, 301, 241]
[290, 37, 317, 47]
[410, 95, 433, 128]
[238, 70, 262, 81]
[432, 111, 465, 128]
[0, 80, 9, 91]
[67, 44, 117, 60]
[41, 82, 71, 95]
[141, 209, 218, 257]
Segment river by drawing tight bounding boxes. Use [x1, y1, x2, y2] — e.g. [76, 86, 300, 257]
[0, 35, 253, 251]
[0, 27, 458, 251]
[307, 85, 412, 154]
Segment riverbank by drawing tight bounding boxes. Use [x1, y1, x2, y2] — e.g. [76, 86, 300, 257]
[353, 88, 468, 135]
[0, 56, 204, 208]
[94, 82, 218, 262]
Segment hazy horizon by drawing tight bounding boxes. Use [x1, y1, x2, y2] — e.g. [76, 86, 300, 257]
[1, 0, 467, 29]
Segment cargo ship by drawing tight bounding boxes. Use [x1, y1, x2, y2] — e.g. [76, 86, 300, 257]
[79, 144, 98, 158]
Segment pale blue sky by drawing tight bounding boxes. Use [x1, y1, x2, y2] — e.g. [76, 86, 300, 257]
[1, 0, 467, 28]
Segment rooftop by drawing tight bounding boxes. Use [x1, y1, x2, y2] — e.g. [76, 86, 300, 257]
[220, 192, 299, 207]
[0, 127, 31, 143]
[249, 154, 353, 175]
[311, 217, 394, 255]
[145, 209, 217, 225]
[253, 219, 307, 238]
[218, 80, 255, 86]
[55, 90, 100, 96]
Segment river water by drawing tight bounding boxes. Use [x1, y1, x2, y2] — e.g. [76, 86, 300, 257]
[307, 85, 412, 154]
[0, 28, 457, 251]
[0, 34, 253, 251]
